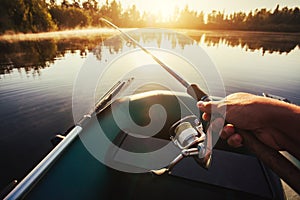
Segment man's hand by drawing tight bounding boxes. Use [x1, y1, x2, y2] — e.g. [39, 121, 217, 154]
[197, 92, 300, 159]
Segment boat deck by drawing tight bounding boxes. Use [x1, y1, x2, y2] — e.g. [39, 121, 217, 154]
[9, 91, 285, 199]
[25, 118, 283, 199]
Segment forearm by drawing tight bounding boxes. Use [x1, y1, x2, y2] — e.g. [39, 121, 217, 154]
[272, 101, 300, 159]
[273, 101, 300, 142]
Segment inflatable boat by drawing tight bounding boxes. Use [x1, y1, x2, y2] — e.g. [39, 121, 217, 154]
[4, 79, 285, 200]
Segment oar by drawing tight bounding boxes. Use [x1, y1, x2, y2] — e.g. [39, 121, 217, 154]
[100, 18, 300, 194]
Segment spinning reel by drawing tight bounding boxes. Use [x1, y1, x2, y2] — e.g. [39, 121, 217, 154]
[151, 115, 212, 175]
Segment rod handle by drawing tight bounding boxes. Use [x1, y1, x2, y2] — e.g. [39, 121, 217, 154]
[187, 84, 207, 101]
[186, 84, 211, 133]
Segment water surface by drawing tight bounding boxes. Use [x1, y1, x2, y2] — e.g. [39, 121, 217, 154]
[0, 29, 299, 190]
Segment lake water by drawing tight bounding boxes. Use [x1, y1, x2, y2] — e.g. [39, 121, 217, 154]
[0, 29, 299, 191]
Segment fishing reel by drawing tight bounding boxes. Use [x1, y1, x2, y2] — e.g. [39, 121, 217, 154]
[170, 115, 212, 168]
[151, 115, 212, 175]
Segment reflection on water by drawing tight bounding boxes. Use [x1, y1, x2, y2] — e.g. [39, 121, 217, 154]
[0, 36, 103, 76]
[0, 29, 299, 191]
[1, 30, 299, 76]
[201, 31, 300, 55]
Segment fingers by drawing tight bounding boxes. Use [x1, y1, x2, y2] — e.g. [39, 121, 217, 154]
[198, 100, 243, 148]
[220, 124, 234, 139]
[197, 100, 226, 121]
[202, 112, 210, 121]
[198, 101, 212, 121]
[227, 134, 243, 148]
[197, 101, 215, 113]
[221, 124, 243, 148]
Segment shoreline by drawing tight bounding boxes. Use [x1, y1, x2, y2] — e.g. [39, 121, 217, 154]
[1, 27, 300, 42]
[0, 28, 121, 42]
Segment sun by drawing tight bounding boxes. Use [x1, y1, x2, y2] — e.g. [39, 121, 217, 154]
[130, 0, 177, 22]
[154, 3, 176, 22]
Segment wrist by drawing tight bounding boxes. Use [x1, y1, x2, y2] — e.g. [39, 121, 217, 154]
[272, 101, 300, 141]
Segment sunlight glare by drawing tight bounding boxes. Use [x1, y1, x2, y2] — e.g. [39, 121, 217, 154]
[121, 0, 300, 22]
[141, 1, 176, 22]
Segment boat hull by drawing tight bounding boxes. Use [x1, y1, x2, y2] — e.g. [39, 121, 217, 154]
[6, 91, 285, 200]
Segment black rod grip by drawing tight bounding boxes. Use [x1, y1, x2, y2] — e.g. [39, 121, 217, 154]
[187, 84, 210, 132]
[187, 84, 208, 101]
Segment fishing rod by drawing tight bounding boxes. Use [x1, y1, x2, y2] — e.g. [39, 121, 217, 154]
[100, 18, 300, 194]
[100, 18, 208, 102]
[100, 18, 214, 171]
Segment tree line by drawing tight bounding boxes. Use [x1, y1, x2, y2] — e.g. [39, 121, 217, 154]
[2, 31, 299, 76]
[0, 0, 300, 34]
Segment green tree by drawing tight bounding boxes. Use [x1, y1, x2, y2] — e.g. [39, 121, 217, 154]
[24, 0, 57, 32]
[0, 0, 56, 33]
[82, 0, 101, 26]
[0, 0, 20, 32]
[71, 0, 81, 8]
[176, 5, 204, 28]
[229, 12, 246, 28]
[99, 0, 123, 26]
[50, 6, 90, 29]
[207, 10, 225, 25]
[125, 5, 142, 27]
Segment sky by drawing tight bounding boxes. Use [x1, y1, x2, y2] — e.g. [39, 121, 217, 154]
[121, 0, 300, 18]
[56, 0, 300, 20]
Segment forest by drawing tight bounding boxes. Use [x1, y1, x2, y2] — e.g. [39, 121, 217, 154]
[0, 0, 300, 34]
